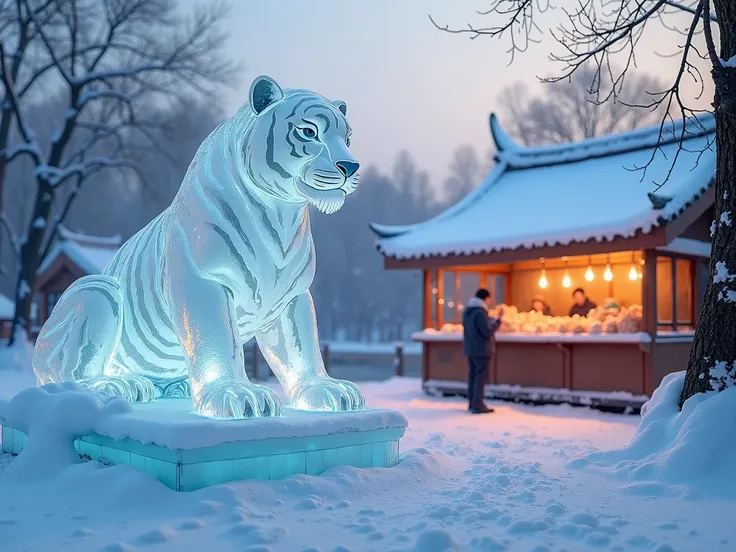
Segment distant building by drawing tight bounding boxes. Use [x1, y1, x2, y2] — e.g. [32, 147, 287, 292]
[34, 227, 121, 327]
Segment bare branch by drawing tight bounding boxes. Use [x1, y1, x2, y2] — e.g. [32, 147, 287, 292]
[40, 173, 83, 261]
[428, 0, 548, 63]
[702, 0, 720, 68]
[665, 0, 717, 22]
[0, 40, 43, 165]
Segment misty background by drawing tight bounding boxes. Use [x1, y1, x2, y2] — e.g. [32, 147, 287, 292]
[0, 0, 709, 342]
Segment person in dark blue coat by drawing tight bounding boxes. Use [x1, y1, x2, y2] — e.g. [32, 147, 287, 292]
[462, 288, 502, 414]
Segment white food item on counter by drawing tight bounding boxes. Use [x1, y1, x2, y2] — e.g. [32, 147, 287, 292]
[427, 300, 644, 335]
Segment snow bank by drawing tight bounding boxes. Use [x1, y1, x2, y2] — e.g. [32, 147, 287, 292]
[0, 329, 34, 372]
[574, 371, 736, 496]
[1, 382, 130, 481]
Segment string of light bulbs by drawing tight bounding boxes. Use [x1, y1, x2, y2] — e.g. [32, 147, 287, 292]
[536, 253, 644, 289]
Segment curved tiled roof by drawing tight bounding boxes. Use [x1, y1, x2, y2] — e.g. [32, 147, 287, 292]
[372, 114, 716, 260]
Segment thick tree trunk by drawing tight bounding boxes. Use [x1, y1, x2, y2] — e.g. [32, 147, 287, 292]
[680, 0, 736, 406]
[8, 180, 54, 344]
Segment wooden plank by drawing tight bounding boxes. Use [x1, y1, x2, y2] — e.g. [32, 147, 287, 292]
[642, 249, 658, 394]
[671, 257, 678, 333]
[436, 269, 444, 328]
[692, 259, 700, 327]
[422, 269, 432, 330]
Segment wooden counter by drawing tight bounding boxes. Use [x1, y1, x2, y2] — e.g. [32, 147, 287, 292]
[413, 331, 693, 409]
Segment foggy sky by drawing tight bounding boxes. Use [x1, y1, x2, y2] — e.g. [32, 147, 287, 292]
[180, 0, 709, 188]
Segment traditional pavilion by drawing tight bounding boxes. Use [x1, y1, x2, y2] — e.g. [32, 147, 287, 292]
[371, 114, 715, 409]
[34, 226, 121, 328]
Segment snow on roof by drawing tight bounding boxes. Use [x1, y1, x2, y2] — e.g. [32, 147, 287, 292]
[57, 225, 121, 247]
[37, 228, 120, 276]
[372, 114, 716, 260]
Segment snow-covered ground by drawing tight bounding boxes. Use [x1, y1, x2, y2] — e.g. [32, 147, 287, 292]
[1, 368, 734, 551]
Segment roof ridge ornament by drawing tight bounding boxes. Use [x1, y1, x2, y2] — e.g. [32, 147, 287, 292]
[489, 113, 520, 153]
[647, 192, 673, 210]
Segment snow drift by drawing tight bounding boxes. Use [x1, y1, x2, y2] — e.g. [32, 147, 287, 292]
[1, 382, 131, 481]
[573, 371, 736, 497]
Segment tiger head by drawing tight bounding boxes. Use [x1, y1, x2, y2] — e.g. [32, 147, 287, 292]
[240, 75, 359, 215]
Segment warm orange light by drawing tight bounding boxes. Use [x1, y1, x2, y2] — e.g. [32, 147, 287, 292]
[604, 264, 613, 282]
[539, 269, 548, 289]
[585, 256, 594, 281]
[538, 258, 548, 288]
[628, 265, 638, 281]
[562, 273, 572, 288]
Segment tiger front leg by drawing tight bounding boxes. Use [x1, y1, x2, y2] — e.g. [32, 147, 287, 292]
[257, 292, 365, 412]
[166, 248, 280, 419]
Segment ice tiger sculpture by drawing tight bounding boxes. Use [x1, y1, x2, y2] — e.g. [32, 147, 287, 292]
[33, 76, 365, 419]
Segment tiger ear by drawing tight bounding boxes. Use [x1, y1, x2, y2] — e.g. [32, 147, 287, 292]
[250, 75, 284, 116]
[333, 101, 347, 116]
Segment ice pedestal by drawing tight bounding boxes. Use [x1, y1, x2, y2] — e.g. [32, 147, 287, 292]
[0, 397, 408, 491]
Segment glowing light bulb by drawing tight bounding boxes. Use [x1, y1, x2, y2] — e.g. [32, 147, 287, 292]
[628, 265, 638, 280]
[539, 270, 548, 289]
[604, 264, 613, 282]
[585, 266, 594, 281]
[562, 273, 572, 288]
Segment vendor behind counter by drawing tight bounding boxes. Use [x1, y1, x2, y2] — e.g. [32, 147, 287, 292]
[568, 287, 597, 318]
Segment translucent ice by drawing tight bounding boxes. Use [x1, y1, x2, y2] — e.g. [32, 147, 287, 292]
[33, 75, 365, 419]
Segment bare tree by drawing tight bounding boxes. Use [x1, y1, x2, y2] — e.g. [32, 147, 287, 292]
[0, 0, 237, 343]
[431, 0, 736, 407]
[498, 65, 668, 145]
[443, 145, 482, 204]
[0, 0, 57, 259]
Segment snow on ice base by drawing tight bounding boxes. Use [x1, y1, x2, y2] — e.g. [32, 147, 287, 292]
[0, 383, 407, 491]
[573, 371, 736, 497]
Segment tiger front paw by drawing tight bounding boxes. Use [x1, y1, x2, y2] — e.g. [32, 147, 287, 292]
[193, 379, 281, 419]
[289, 377, 365, 412]
[79, 374, 156, 403]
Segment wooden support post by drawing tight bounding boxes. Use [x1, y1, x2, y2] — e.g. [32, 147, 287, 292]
[437, 269, 444, 329]
[423, 269, 432, 330]
[642, 249, 657, 395]
[322, 344, 330, 375]
[642, 250, 658, 337]
[671, 257, 678, 333]
[453, 271, 461, 323]
[691, 259, 700, 328]
[394, 342, 404, 377]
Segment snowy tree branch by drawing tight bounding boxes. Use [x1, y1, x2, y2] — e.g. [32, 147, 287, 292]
[665, 0, 718, 22]
[0, 41, 43, 165]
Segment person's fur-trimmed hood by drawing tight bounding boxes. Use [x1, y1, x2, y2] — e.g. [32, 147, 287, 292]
[466, 297, 489, 311]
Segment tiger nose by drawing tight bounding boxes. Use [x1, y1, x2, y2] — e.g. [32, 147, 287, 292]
[336, 160, 359, 178]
